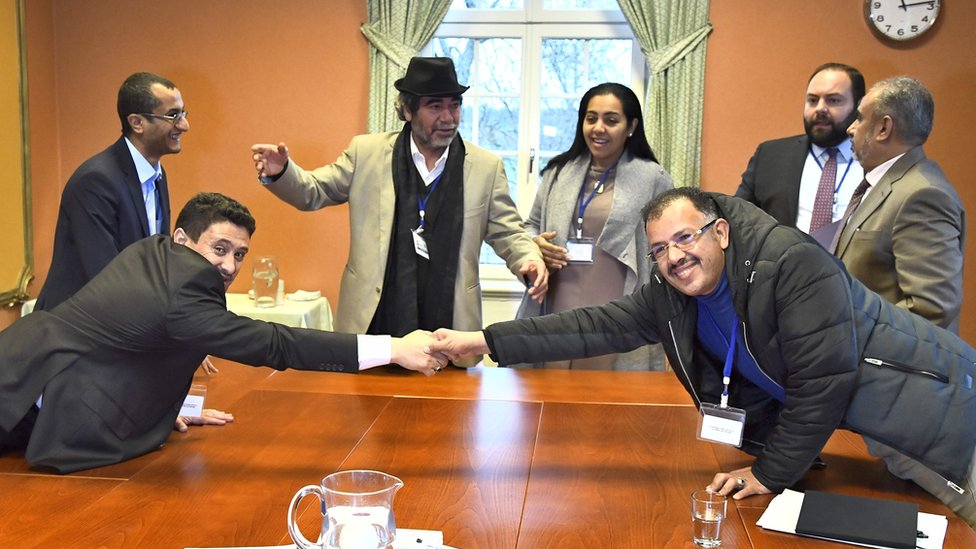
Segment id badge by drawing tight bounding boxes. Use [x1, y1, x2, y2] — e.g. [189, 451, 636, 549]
[179, 383, 207, 418]
[697, 403, 745, 447]
[566, 237, 595, 263]
[411, 228, 429, 259]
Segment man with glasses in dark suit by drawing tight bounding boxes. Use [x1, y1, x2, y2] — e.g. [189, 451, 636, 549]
[36, 72, 189, 311]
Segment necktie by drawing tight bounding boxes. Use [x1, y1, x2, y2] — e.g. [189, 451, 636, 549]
[809, 148, 838, 232]
[144, 174, 158, 235]
[829, 178, 871, 253]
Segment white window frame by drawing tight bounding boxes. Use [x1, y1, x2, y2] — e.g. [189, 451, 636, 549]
[427, 3, 645, 297]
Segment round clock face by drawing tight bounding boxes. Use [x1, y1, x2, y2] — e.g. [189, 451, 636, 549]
[865, 0, 941, 41]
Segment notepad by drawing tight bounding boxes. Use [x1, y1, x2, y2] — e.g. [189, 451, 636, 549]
[795, 490, 919, 549]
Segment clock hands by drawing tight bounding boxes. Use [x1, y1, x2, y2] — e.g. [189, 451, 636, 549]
[901, 0, 935, 8]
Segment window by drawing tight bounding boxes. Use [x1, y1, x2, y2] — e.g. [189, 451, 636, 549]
[425, 0, 645, 270]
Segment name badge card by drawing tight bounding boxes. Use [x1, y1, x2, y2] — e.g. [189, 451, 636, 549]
[180, 383, 207, 418]
[412, 228, 429, 259]
[566, 237, 595, 263]
[697, 403, 745, 447]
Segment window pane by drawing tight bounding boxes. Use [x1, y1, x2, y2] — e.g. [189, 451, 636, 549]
[538, 38, 634, 164]
[433, 37, 522, 150]
[478, 98, 520, 150]
[539, 97, 577, 155]
[541, 38, 632, 95]
[450, 0, 523, 9]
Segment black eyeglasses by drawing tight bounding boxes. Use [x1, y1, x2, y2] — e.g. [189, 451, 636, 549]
[139, 110, 188, 125]
[646, 219, 719, 263]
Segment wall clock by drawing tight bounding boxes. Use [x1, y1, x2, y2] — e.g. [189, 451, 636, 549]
[865, 0, 941, 41]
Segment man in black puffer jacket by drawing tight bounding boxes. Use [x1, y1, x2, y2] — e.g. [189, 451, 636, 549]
[428, 187, 976, 527]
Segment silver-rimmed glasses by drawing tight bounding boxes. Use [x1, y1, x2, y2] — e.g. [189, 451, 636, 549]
[646, 218, 719, 263]
[139, 110, 188, 125]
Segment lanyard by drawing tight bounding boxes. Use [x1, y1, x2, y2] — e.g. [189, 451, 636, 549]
[575, 164, 616, 239]
[809, 146, 854, 205]
[701, 305, 738, 409]
[416, 173, 444, 232]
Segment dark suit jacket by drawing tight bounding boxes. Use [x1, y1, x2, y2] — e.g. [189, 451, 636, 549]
[835, 147, 965, 332]
[0, 237, 359, 473]
[735, 135, 810, 227]
[35, 137, 172, 310]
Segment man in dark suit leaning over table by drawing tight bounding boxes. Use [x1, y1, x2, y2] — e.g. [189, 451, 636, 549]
[0, 193, 446, 474]
[427, 186, 976, 528]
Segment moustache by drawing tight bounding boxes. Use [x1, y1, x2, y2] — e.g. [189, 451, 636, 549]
[667, 256, 697, 275]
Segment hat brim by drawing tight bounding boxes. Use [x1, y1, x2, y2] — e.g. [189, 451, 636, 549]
[394, 79, 470, 97]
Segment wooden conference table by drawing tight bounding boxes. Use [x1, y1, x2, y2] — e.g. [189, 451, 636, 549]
[1, 361, 974, 548]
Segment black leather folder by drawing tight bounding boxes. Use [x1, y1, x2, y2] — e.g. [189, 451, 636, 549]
[795, 490, 919, 549]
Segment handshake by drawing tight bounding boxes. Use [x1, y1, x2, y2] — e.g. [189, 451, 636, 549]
[392, 329, 492, 375]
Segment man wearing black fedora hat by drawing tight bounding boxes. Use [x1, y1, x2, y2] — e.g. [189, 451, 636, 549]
[251, 57, 547, 366]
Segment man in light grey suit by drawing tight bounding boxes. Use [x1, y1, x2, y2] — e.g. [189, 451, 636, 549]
[839, 76, 965, 332]
[251, 57, 546, 365]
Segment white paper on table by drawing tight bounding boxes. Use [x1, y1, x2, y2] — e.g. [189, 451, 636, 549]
[756, 489, 948, 549]
[184, 528, 458, 549]
[287, 290, 321, 301]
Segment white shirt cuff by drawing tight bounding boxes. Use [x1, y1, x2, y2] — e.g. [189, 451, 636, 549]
[357, 334, 392, 370]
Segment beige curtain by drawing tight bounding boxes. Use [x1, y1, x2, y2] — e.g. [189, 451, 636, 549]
[361, 0, 454, 133]
[616, 0, 712, 188]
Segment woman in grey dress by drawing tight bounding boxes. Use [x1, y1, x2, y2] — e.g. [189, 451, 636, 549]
[516, 83, 673, 370]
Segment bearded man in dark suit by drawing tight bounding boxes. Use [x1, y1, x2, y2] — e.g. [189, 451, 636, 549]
[736, 63, 865, 234]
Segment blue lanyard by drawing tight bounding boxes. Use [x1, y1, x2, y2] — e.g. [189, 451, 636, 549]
[416, 173, 444, 231]
[701, 305, 738, 409]
[575, 164, 615, 238]
[809, 147, 854, 205]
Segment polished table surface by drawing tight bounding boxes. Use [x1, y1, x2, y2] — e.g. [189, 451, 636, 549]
[1, 361, 974, 548]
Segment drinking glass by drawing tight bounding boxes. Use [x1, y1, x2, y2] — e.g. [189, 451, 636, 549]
[251, 256, 279, 308]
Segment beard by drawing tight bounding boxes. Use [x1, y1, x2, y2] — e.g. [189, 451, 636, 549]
[804, 109, 857, 148]
[413, 123, 458, 152]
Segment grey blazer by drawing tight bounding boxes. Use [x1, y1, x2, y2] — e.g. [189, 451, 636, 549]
[515, 151, 673, 370]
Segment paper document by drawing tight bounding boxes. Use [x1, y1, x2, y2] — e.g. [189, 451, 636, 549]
[185, 528, 458, 549]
